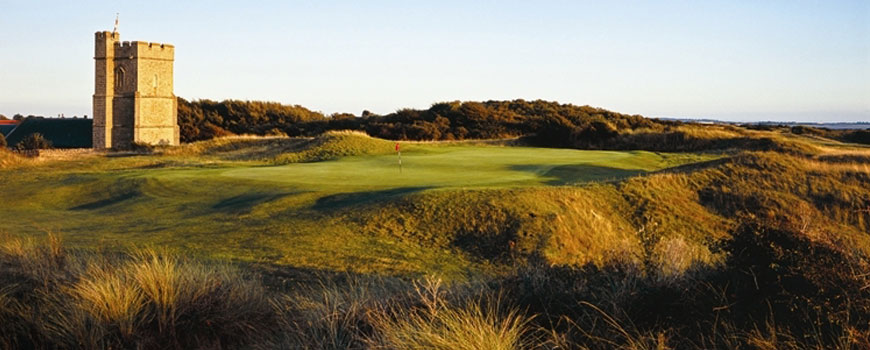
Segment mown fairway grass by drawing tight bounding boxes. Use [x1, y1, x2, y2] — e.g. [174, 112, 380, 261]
[0, 137, 715, 278]
[223, 146, 708, 190]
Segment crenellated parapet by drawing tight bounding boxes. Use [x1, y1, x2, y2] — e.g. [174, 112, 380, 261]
[95, 31, 120, 40]
[115, 41, 175, 60]
[94, 31, 120, 58]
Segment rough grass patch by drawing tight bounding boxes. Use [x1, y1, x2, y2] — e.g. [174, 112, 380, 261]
[69, 265, 145, 337]
[364, 276, 534, 350]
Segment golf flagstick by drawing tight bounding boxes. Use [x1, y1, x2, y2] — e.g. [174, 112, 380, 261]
[396, 143, 402, 173]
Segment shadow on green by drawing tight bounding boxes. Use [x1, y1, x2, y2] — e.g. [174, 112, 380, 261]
[312, 186, 432, 211]
[212, 192, 298, 213]
[509, 164, 645, 185]
[71, 190, 142, 210]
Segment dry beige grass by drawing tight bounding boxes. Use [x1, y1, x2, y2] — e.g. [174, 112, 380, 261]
[541, 188, 642, 267]
[0, 149, 28, 168]
[365, 277, 534, 350]
[0, 237, 275, 349]
[70, 265, 146, 337]
[37, 148, 101, 161]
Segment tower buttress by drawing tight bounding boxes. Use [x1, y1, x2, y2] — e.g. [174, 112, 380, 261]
[93, 31, 119, 149]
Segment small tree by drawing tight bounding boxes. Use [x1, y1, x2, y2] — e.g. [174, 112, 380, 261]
[16, 133, 52, 150]
[0, 133, 6, 148]
[0, 114, 8, 120]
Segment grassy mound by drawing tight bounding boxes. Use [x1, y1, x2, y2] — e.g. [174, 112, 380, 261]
[339, 148, 870, 279]
[609, 123, 827, 154]
[272, 130, 395, 164]
[165, 131, 395, 164]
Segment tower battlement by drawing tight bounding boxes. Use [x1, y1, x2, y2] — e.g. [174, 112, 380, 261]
[118, 41, 173, 48]
[92, 30, 179, 149]
[95, 31, 120, 40]
[115, 41, 175, 59]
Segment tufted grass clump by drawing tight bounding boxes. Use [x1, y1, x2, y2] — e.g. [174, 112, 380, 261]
[363, 277, 535, 350]
[0, 237, 275, 349]
[367, 298, 533, 350]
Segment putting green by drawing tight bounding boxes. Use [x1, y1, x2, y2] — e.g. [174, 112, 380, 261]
[217, 147, 704, 191]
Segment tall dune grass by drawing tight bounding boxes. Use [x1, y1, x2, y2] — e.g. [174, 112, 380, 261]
[0, 236, 274, 349]
[367, 297, 533, 350]
[361, 277, 532, 350]
[1, 233, 868, 349]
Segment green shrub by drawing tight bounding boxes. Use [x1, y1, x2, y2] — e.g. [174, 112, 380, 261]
[15, 133, 52, 150]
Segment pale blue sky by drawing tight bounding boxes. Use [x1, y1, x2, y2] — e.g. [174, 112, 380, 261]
[0, 1, 867, 122]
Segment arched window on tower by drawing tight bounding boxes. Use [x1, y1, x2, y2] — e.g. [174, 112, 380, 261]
[114, 66, 126, 90]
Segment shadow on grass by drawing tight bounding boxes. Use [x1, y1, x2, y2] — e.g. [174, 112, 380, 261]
[105, 152, 149, 158]
[212, 192, 298, 213]
[509, 164, 645, 185]
[312, 186, 431, 212]
[71, 190, 142, 210]
[652, 157, 730, 175]
[246, 262, 385, 291]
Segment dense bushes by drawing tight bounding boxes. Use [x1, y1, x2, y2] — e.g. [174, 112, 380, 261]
[788, 125, 870, 145]
[178, 98, 865, 152]
[15, 133, 51, 150]
[177, 98, 666, 146]
[842, 129, 870, 144]
[177, 98, 327, 142]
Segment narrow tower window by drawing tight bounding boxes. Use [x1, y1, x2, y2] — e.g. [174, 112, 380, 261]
[153, 74, 158, 95]
[114, 67, 126, 90]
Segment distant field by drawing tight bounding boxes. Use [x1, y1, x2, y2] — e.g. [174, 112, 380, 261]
[0, 137, 716, 277]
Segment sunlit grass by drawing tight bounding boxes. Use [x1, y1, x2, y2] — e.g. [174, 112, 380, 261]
[0, 133, 717, 278]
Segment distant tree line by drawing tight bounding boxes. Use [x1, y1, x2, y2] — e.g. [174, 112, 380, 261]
[177, 99, 325, 141]
[786, 125, 870, 145]
[177, 98, 670, 147]
[177, 98, 870, 149]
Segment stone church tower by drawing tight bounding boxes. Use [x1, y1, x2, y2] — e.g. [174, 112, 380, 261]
[93, 31, 179, 149]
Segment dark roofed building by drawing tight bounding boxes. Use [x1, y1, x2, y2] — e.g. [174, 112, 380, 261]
[5, 118, 92, 148]
[0, 120, 19, 137]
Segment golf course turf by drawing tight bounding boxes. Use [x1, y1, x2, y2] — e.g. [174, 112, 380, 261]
[0, 137, 717, 276]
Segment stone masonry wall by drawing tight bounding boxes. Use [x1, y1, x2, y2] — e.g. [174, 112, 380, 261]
[93, 31, 179, 149]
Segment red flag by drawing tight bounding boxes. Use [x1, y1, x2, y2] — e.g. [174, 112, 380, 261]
[395, 143, 400, 151]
